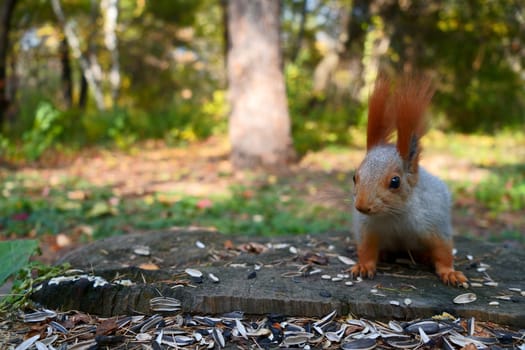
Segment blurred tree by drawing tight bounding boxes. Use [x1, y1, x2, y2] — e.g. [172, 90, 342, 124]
[381, 0, 525, 131]
[59, 37, 73, 108]
[79, 0, 99, 110]
[0, 0, 18, 127]
[288, 0, 307, 63]
[51, 0, 106, 110]
[1, 0, 523, 155]
[227, 0, 295, 168]
[100, 0, 120, 105]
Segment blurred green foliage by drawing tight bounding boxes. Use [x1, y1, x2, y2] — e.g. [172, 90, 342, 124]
[474, 165, 525, 213]
[286, 63, 361, 154]
[0, 0, 523, 161]
[22, 102, 63, 160]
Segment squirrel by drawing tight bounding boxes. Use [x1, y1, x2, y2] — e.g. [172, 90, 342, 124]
[350, 73, 467, 286]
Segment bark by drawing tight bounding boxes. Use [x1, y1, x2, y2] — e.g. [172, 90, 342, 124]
[0, 0, 17, 127]
[78, 73, 88, 109]
[60, 37, 73, 108]
[101, 0, 120, 104]
[220, 0, 229, 69]
[313, 52, 339, 93]
[312, 1, 350, 96]
[345, 0, 371, 99]
[227, 0, 295, 169]
[358, 1, 393, 101]
[290, 0, 307, 63]
[51, 0, 105, 111]
[77, 0, 99, 109]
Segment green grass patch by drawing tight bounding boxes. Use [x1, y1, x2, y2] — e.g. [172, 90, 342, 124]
[450, 164, 525, 214]
[424, 130, 525, 166]
[487, 229, 524, 244]
[474, 165, 525, 213]
[0, 174, 350, 241]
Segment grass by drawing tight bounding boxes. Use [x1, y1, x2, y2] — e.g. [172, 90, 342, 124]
[425, 130, 522, 160]
[421, 130, 525, 210]
[0, 130, 523, 253]
[0, 174, 350, 242]
[473, 165, 525, 212]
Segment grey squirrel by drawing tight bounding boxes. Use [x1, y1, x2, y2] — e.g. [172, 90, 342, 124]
[351, 74, 467, 285]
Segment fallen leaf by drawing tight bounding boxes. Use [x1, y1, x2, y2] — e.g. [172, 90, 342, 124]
[69, 312, 93, 325]
[96, 317, 119, 336]
[11, 212, 29, 221]
[109, 196, 120, 206]
[196, 198, 213, 209]
[56, 233, 72, 248]
[74, 225, 94, 237]
[299, 252, 329, 265]
[138, 263, 159, 271]
[237, 242, 267, 254]
[87, 201, 116, 218]
[460, 344, 477, 350]
[67, 190, 87, 200]
[156, 193, 179, 205]
[252, 214, 264, 223]
[224, 240, 234, 250]
[242, 189, 255, 199]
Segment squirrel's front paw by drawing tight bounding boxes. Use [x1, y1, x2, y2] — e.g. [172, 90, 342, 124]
[350, 263, 376, 279]
[439, 269, 468, 286]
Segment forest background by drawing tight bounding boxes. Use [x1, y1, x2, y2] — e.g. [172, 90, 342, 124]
[0, 0, 524, 279]
[1, 0, 524, 155]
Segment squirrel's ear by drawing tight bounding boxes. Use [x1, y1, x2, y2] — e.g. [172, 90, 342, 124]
[393, 74, 434, 173]
[367, 73, 395, 151]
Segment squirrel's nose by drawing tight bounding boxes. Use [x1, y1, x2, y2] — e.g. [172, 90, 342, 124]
[355, 204, 372, 214]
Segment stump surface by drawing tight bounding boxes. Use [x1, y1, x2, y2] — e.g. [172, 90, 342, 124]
[32, 229, 525, 327]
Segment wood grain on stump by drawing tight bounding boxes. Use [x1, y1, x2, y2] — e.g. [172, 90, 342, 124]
[31, 229, 525, 327]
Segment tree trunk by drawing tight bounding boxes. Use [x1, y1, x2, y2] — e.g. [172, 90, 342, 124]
[60, 37, 73, 108]
[290, 0, 307, 63]
[101, 0, 120, 105]
[51, 0, 106, 111]
[344, 0, 370, 100]
[220, 0, 229, 69]
[78, 72, 88, 109]
[0, 0, 17, 128]
[227, 0, 295, 169]
[77, 0, 99, 109]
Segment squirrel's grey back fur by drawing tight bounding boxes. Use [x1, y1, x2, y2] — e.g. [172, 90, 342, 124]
[352, 145, 452, 252]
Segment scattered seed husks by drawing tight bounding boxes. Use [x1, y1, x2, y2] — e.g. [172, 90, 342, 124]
[453, 293, 477, 304]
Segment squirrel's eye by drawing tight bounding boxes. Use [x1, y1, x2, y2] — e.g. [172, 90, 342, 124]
[389, 176, 401, 189]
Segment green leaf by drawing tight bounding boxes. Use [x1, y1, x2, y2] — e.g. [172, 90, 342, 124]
[55, 199, 82, 211]
[87, 201, 113, 218]
[0, 239, 38, 287]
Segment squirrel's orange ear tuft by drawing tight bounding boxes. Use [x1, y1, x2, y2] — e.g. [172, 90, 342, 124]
[367, 73, 395, 150]
[393, 75, 434, 172]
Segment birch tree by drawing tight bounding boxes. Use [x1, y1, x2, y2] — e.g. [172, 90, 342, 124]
[101, 0, 120, 104]
[51, 0, 106, 111]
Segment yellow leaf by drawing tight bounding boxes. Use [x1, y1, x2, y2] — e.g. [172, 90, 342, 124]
[138, 263, 159, 271]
